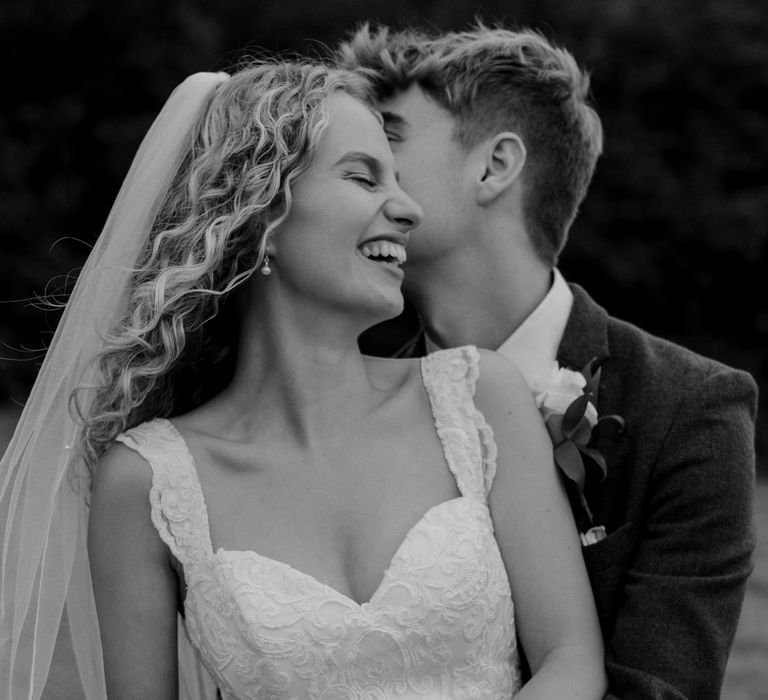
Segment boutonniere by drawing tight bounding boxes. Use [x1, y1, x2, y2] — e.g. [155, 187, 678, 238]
[531, 358, 625, 544]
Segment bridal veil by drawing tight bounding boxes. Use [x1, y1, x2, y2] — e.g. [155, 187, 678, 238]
[0, 70, 228, 700]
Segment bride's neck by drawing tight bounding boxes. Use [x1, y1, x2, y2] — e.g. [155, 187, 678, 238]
[208, 300, 379, 442]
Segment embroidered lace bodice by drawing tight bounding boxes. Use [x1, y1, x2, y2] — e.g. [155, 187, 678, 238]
[117, 346, 521, 699]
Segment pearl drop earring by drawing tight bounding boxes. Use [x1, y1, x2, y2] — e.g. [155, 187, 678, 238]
[260, 252, 272, 276]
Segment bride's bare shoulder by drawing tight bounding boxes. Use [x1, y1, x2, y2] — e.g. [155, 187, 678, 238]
[475, 348, 528, 391]
[89, 438, 176, 597]
[89, 440, 162, 560]
[91, 439, 153, 503]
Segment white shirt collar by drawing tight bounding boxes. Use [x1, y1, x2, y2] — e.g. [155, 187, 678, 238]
[425, 268, 573, 389]
[496, 268, 573, 388]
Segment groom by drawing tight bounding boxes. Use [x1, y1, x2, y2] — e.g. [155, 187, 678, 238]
[339, 24, 757, 699]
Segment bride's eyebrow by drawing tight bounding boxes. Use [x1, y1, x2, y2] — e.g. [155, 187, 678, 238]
[334, 152, 400, 182]
[334, 151, 383, 176]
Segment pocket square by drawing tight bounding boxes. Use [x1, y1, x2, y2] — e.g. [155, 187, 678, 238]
[580, 525, 607, 546]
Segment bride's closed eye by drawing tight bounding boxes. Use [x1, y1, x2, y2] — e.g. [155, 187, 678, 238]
[347, 172, 378, 188]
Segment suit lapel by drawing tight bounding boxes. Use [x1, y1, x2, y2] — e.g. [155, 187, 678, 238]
[556, 284, 611, 372]
[557, 285, 628, 527]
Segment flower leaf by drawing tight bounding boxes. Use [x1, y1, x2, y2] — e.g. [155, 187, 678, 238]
[579, 447, 608, 481]
[582, 357, 602, 398]
[578, 490, 595, 525]
[555, 441, 595, 527]
[562, 394, 589, 436]
[598, 413, 626, 433]
[554, 440, 586, 491]
[570, 417, 593, 447]
[544, 413, 565, 445]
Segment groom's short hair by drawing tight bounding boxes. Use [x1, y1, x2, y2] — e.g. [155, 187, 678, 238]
[337, 23, 603, 265]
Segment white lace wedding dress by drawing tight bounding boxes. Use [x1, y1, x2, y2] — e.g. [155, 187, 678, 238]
[117, 346, 522, 699]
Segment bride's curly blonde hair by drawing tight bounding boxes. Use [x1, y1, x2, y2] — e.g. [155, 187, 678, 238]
[74, 61, 371, 472]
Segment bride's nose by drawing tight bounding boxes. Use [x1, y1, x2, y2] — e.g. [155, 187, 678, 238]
[384, 188, 423, 231]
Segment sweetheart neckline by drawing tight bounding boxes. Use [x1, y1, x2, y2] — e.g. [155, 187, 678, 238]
[157, 418, 492, 608]
[209, 495, 489, 608]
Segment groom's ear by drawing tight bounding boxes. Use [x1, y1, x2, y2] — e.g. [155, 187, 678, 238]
[476, 132, 526, 206]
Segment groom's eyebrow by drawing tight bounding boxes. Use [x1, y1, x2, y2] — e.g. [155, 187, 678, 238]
[380, 112, 407, 130]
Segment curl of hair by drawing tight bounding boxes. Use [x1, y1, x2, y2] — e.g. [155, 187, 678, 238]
[73, 61, 371, 473]
[337, 22, 603, 264]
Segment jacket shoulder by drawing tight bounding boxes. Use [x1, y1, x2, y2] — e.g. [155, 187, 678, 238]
[605, 313, 756, 394]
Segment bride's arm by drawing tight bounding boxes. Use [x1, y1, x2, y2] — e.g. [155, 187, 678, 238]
[475, 349, 607, 699]
[88, 443, 179, 700]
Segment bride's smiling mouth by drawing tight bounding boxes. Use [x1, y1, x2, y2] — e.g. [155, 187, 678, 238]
[357, 232, 409, 274]
[359, 240, 408, 267]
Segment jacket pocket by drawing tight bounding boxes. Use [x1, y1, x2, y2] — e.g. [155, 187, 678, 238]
[582, 521, 639, 638]
[583, 520, 638, 574]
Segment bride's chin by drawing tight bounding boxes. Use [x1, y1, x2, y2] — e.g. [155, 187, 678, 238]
[358, 293, 405, 328]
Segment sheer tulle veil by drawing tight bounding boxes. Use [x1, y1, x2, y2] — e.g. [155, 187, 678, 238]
[0, 71, 229, 700]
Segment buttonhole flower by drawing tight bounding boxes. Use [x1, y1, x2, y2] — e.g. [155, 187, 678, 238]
[532, 358, 625, 536]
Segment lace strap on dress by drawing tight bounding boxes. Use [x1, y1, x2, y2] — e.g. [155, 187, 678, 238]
[420, 346, 499, 501]
[116, 418, 213, 567]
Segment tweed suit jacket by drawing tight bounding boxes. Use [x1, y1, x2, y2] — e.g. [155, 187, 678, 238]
[390, 283, 757, 699]
[555, 284, 756, 699]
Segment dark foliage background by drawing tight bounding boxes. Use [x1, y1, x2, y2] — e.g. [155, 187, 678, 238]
[1, 0, 766, 470]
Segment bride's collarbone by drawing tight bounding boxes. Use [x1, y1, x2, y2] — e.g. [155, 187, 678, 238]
[172, 365, 453, 550]
[198, 377, 430, 474]
[201, 426, 441, 501]
[187, 416, 455, 556]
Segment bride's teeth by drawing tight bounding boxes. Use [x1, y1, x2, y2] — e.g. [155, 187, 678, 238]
[360, 240, 407, 263]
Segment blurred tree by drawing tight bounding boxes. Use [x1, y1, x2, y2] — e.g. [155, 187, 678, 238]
[552, 0, 768, 460]
[1, 0, 766, 463]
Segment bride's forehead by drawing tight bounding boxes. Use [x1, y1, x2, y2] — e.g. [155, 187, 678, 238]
[326, 94, 383, 136]
[317, 94, 388, 156]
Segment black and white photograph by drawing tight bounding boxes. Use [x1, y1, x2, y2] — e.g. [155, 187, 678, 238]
[1, 1, 766, 698]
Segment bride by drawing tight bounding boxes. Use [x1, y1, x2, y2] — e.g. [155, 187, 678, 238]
[1, 60, 605, 699]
